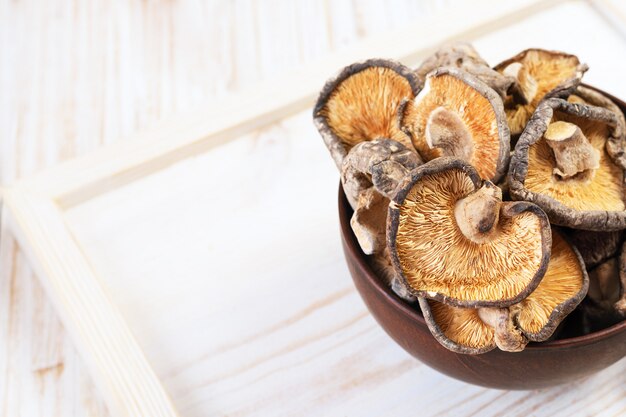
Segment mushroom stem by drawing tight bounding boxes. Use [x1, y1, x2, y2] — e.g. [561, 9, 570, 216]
[478, 307, 528, 352]
[425, 106, 473, 161]
[454, 181, 502, 244]
[544, 121, 600, 179]
[503, 62, 537, 105]
[350, 188, 388, 255]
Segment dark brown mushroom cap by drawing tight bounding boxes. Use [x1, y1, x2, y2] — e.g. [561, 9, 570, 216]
[313, 59, 420, 168]
[388, 157, 551, 308]
[494, 49, 588, 135]
[341, 139, 422, 209]
[419, 297, 497, 355]
[616, 241, 626, 315]
[582, 257, 624, 327]
[341, 139, 422, 255]
[509, 98, 626, 231]
[369, 247, 417, 303]
[512, 230, 589, 342]
[563, 228, 623, 269]
[415, 42, 514, 99]
[399, 67, 510, 183]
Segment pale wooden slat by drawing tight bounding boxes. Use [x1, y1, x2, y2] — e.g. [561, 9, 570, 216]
[0, 1, 473, 414]
[17, 0, 562, 208]
[2, 191, 179, 417]
[2, 0, 611, 416]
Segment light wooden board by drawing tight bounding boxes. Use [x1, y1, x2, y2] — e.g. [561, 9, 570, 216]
[0, 1, 476, 415]
[2, 1, 625, 416]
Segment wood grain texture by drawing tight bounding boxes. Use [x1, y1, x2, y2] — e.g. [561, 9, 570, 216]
[0, 0, 472, 415]
[1, 0, 625, 416]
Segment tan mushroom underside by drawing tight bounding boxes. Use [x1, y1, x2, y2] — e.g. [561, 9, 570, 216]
[404, 74, 501, 180]
[320, 67, 414, 150]
[503, 50, 582, 135]
[395, 169, 544, 303]
[430, 301, 494, 349]
[524, 113, 624, 212]
[513, 232, 585, 334]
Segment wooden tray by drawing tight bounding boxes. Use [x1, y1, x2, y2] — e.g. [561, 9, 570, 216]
[2, 1, 625, 416]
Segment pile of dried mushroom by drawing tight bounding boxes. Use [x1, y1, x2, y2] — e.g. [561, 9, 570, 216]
[313, 43, 626, 354]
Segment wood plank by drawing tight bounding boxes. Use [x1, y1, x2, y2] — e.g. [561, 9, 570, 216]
[2, 191, 179, 417]
[0, 1, 470, 415]
[16, 0, 560, 208]
[2, 1, 625, 416]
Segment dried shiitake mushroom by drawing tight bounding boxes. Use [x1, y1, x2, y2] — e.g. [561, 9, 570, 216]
[509, 98, 626, 231]
[616, 242, 626, 315]
[387, 157, 551, 308]
[494, 49, 588, 135]
[582, 257, 624, 329]
[342, 139, 422, 254]
[564, 229, 623, 269]
[342, 139, 421, 302]
[314, 45, 624, 357]
[370, 247, 417, 303]
[568, 86, 626, 166]
[399, 67, 510, 182]
[511, 231, 589, 341]
[313, 59, 420, 168]
[419, 230, 588, 354]
[416, 42, 514, 99]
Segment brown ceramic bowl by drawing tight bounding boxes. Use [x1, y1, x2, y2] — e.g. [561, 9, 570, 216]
[338, 83, 626, 390]
[339, 187, 626, 389]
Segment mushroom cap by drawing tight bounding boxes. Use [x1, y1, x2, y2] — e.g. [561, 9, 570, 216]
[350, 188, 389, 255]
[415, 42, 514, 98]
[512, 230, 589, 341]
[388, 157, 551, 308]
[569, 86, 626, 168]
[313, 59, 420, 168]
[419, 230, 588, 353]
[494, 48, 588, 135]
[588, 258, 621, 306]
[419, 297, 496, 355]
[509, 98, 626, 231]
[616, 241, 626, 315]
[341, 139, 422, 255]
[399, 67, 510, 182]
[563, 228, 623, 269]
[341, 139, 422, 209]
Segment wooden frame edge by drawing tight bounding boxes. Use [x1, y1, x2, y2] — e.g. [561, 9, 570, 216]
[16, 0, 562, 210]
[1, 188, 180, 417]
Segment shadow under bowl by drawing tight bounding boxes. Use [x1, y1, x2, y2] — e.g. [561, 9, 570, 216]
[339, 174, 626, 390]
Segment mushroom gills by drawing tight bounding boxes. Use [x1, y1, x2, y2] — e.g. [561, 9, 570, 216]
[502, 62, 538, 105]
[426, 299, 496, 353]
[315, 61, 418, 162]
[400, 68, 509, 182]
[495, 49, 587, 135]
[389, 159, 550, 307]
[420, 230, 587, 353]
[513, 231, 588, 340]
[520, 103, 626, 214]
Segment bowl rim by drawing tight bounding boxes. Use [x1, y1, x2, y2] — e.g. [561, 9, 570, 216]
[338, 184, 626, 351]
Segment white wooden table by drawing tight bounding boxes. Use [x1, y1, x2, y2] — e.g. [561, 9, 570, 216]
[1, 1, 624, 416]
